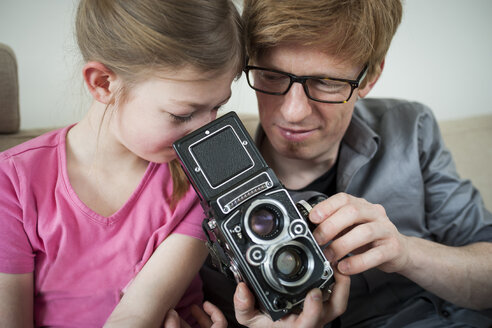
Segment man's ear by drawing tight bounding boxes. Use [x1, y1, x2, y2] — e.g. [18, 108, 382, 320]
[82, 61, 117, 104]
[358, 59, 385, 98]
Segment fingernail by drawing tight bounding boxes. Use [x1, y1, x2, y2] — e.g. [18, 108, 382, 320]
[311, 208, 323, 223]
[338, 261, 349, 274]
[310, 288, 322, 301]
[237, 284, 247, 301]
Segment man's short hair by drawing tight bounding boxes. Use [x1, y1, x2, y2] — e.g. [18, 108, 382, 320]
[242, 0, 402, 86]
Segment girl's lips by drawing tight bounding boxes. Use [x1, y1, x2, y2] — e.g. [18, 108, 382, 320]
[277, 126, 315, 142]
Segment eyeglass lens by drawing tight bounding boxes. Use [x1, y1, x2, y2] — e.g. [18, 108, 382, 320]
[247, 68, 353, 103]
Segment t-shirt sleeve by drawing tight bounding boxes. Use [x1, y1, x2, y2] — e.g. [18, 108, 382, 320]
[172, 187, 206, 241]
[0, 154, 35, 273]
[131, 185, 207, 275]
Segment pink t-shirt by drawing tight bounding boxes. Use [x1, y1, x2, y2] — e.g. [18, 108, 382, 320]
[0, 126, 206, 327]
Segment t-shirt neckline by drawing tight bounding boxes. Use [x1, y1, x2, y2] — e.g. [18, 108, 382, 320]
[58, 124, 157, 225]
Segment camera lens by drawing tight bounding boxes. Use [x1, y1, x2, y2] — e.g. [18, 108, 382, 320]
[273, 245, 307, 281]
[275, 249, 301, 276]
[263, 239, 321, 292]
[245, 199, 288, 243]
[249, 207, 278, 238]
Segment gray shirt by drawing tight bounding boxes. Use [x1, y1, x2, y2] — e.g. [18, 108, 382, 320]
[327, 98, 492, 327]
[340, 98, 491, 245]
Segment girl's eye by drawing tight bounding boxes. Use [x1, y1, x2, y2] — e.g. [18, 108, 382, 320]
[170, 113, 193, 123]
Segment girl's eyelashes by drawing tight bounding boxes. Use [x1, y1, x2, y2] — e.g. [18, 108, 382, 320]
[169, 105, 224, 123]
[169, 113, 193, 123]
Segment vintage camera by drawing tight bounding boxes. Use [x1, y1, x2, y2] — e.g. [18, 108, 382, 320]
[173, 112, 334, 321]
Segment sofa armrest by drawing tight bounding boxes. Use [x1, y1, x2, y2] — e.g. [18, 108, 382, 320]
[440, 114, 492, 211]
[0, 129, 53, 152]
[0, 43, 20, 134]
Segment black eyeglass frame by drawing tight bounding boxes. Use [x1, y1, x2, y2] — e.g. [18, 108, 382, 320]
[244, 64, 368, 104]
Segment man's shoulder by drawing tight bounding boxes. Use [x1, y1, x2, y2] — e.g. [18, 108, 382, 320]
[354, 98, 435, 133]
[355, 98, 431, 119]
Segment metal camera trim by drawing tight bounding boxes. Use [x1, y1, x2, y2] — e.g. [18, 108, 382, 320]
[217, 172, 274, 214]
[246, 245, 267, 266]
[263, 240, 315, 291]
[243, 198, 290, 245]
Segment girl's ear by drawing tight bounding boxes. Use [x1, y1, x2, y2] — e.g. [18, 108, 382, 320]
[83, 61, 117, 104]
[358, 59, 385, 98]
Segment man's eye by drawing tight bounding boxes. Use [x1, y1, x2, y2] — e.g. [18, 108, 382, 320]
[260, 72, 285, 82]
[310, 79, 347, 93]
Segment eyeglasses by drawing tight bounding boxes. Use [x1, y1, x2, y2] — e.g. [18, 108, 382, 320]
[244, 64, 368, 104]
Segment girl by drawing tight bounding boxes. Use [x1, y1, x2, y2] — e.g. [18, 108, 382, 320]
[0, 0, 243, 326]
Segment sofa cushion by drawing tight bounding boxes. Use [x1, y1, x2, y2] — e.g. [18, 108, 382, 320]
[0, 43, 20, 134]
[440, 114, 492, 211]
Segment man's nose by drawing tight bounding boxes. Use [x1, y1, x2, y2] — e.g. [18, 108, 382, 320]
[279, 82, 312, 123]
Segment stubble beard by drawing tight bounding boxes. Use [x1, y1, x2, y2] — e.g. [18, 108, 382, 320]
[285, 140, 308, 156]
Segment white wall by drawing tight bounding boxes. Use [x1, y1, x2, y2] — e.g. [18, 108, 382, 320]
[1, 0, 491, 130]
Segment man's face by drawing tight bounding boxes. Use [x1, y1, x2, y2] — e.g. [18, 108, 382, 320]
[254, 43, 364, 164]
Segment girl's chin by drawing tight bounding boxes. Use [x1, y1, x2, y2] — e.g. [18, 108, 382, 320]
[142, 149, 177, 164]
[160, 154, 178, 163]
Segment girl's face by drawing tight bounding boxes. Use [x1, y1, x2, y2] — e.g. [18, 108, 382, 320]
[110, 67, 236, 163]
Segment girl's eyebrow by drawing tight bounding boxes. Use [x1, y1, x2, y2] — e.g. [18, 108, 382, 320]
[176, 93, 232, 110]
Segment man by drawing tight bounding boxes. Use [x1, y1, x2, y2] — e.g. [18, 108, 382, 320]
[224, 0, 492, 327]
[170, 0, 492, 327]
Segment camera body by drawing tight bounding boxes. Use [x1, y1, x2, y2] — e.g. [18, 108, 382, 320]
[173, 112, 333, 320]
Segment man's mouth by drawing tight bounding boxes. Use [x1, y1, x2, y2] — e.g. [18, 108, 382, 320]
[277, 126, 316, 142]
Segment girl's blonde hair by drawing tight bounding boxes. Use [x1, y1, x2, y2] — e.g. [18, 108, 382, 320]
[243, 0, 402, 87]
[76, 0, 244, 207]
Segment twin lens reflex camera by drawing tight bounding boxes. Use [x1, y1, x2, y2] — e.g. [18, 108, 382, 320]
[173, 112, 334, 320]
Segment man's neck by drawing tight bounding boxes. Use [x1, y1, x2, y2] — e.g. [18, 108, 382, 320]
[261, 139, 338, 190]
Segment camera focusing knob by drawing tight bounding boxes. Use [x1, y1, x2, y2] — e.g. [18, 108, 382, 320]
[296, 200, 312, 219]
[295, 201, 317, 231]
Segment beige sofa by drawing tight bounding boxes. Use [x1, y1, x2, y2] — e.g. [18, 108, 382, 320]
[1, 42, 491, 210]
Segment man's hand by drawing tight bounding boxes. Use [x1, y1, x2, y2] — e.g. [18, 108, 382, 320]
[310, 192, 492, 310]
[163, 302, 227, 328]
[234, 269, 350, 328]
[311, 193, 410, 275]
